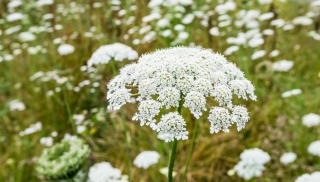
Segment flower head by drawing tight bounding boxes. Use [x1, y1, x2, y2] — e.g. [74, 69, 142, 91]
[107, 47, 256, 141]
[36, 138, 90, 180]
[280, 152, 297, 165]
[234, 148, 270, 180]
[88, 162, 128, 182]
[87, 43, 138, 67]
[308, 140, 320, 157]
[302, 113, 320, 127]
[155, 112, 189, 142]
[296, 172, 320, 182]
[133, 151, 160, 169]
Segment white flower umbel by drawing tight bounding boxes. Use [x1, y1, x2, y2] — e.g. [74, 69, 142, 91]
[183, 91, 207, 119]
[107, 47, 256, 141]
[155, 112, 189, 142]
[272, 60, 294, 72]
[280, 152, 297, 165]
[302, 113, 320, 127]
[296, 172, 320, 182]
[308, 140, 320, 157]
[234, 148, 270, 180]
[133, 151, 160, 169]
[57, 44, 75, 55]
[87, 43, 138, 67]
[88, 162, 128, 182]
[9, 99, 26, 111]
[132, 100, 162, 127]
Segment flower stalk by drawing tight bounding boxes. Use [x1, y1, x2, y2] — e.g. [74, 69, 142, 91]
[168, 94, 183, 181]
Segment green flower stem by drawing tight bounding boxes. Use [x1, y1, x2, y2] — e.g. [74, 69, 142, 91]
[168, 95, 184, 182]
[63, 87, 76, 134]
[181, 119, 199, 182]
[110, 60, 131, 181]
[168, 139, 178, 182]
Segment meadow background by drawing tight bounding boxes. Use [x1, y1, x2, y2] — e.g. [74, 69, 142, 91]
[0, 0, 320, 181]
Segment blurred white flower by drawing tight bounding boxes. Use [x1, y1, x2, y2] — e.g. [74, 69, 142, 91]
[36, 0, 54, 6]
[283, 24, 294, 31]
[40, 137, 53, 147]
[281, 89, 302, 98]
[258, 0, 272, 4]
[19, 122, 42, 136]
[270, 50, 280, 57]
[259, 12, 274, 21]
[57, 44, 75, 55]
[308, 141, 320, 157]
[272, 60, 294, 72]
[161, 29, 172, 37]
[263, 29, 274, 35]
[178, 31, 189, 40]
[271, 19, 286, 28]
[302, 113, 320, 127]
[182, 14, 195, 24]
[87, 43, 138, 67]
[209, 27, 220, 36]
[8, 0, 23, 9]
[160, 167, 177, 177]
[42, 13, 54, 20]
[224, 46, 239, 55]
[157, 18, 170, 28]
[215, 1, 236, 14]
[133, 151, 160, 169]
[234, 148, 270, 180]
[19, 32, 36, 42]
[296, 172, 320, 182]
[280, 152, 297, 165]
[174, 24, 185, 31]
[88, 162, 127, 182]
[77, 125, 86, 133]
[251, 50, 266, 60]
[9, 100, 25, 111]
[51, 131, 58, 137]
[64, 134, 77, 141]
[248, 37, 264, 48]
[293, 16, 313, 26]
[6, 12, 24, 22]
[309, 31, 320, 41]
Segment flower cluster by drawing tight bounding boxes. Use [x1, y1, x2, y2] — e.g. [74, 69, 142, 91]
[234, 148, 270, 180]
[36, 138, 90, 180]
[133, 151, 160, 169]
[107, 47, 256, 142]
[87, 43, 138, 67]
[88, 162, 128, 182]
[296, 171, 320, 182]
[280, 152, 297, 165]
[308, 140, 320, 157]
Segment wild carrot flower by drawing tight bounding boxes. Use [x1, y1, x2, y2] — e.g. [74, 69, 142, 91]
[133, 151, 160, 169]
[36, 138, 90, 180]
[296, 172, 320, 182]
[87, 43, 138, 67]
[308, 140, 320, 157]
[280, 152, 297, 165]
[88, 162, 128, 182]
[234, 148, 270, 180]
[107, 47, 256, 142]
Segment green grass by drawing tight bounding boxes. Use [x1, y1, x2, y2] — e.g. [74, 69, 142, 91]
[0, 0, 320, 181]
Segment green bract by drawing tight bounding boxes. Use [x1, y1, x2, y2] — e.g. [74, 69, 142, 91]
[36, 138, 90, 180]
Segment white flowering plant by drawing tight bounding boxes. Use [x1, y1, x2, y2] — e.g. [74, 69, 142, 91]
[36, 138, 90, 180]
[107, 46, 257, 181]
[107, 46, 256, 140]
